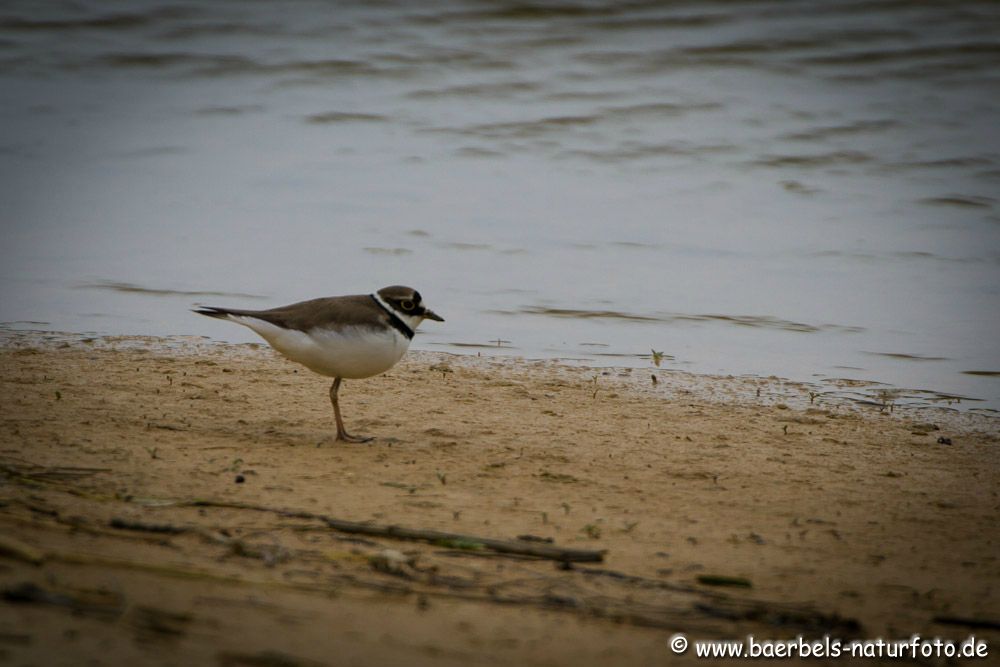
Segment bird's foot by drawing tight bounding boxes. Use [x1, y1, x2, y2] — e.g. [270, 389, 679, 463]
[336, 431, 374, 444]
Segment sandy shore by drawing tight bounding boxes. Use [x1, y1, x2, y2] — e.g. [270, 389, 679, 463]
[1, 330, 997, 665]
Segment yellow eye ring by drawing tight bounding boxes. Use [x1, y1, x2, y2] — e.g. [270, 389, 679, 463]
[400, 300, 415, 310]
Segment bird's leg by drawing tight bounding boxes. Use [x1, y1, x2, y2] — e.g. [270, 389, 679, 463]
[329, 377, 373, 443]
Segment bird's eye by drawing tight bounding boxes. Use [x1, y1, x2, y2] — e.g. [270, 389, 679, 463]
[400, 300, 415, 311]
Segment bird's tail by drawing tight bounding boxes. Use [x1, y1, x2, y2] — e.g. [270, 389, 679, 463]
[192, 306, 236, 320]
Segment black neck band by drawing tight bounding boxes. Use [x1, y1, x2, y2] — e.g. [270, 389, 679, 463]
[370, 294, 414, 339]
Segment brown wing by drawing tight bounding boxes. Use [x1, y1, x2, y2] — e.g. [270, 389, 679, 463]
[204, 294, 389, 332]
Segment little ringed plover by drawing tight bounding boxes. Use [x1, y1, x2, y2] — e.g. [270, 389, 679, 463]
[194, 285, 443, 442]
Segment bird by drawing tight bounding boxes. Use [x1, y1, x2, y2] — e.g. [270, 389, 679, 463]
[194, 285, 443, 442]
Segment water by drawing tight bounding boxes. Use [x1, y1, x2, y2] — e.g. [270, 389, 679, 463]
[1, 0, 998, 412]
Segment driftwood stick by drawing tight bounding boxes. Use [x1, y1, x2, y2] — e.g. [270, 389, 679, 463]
[0, 535, 45, 565]
[322, 518, 605, 562]
[932, 615, 1000, 631]
[109, 517, 187, 535]
[187, 499, 605, 563]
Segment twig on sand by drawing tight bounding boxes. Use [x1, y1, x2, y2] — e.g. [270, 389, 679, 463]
[932, 615, 1000, 631]
[184, 499, 606, 563]
[109, 517, 188, 535]
[0, 535, 45, 565]
[0, 462, 111, 487]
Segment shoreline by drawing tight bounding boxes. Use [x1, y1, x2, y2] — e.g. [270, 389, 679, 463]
[4, 327, 997, 431]
[1, 330, 997, 665]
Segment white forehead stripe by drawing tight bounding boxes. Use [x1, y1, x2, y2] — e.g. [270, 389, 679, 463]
[372, 291, 396, 314]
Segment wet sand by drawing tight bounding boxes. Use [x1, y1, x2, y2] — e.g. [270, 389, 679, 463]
[1, 331, 997, 665]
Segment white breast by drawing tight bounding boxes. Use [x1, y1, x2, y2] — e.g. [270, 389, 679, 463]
[230, 316, 410, 379]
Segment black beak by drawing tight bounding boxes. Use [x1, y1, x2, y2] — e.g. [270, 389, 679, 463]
[424, 309, 444, 322]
